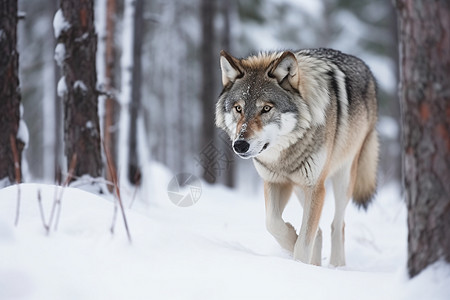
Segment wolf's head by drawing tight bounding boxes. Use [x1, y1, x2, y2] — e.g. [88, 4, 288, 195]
[215, 50, 309, 159]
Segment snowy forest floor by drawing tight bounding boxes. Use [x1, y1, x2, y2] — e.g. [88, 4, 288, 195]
[0, 163, 449, 300]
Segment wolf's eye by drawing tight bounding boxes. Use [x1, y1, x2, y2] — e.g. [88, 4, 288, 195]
[235, 105, 242, 113]
[262, 105, 272, 113]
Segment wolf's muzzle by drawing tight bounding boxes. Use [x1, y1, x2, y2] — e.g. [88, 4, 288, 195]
[233, 140, 250, 154]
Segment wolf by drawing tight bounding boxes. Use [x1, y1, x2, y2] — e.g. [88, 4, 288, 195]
[215, 48, 378, 266]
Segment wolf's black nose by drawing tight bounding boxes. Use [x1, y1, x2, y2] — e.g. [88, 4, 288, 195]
[233, 140, 250, 154]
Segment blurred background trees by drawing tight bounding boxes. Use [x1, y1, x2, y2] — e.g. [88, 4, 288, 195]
[16, 0, 399, 191]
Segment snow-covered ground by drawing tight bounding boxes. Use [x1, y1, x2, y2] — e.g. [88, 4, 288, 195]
[0, 163, 449, 300]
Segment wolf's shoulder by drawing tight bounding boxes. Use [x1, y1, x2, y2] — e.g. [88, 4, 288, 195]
[296, 48, 361, 63]
[296, 48, 372, 75]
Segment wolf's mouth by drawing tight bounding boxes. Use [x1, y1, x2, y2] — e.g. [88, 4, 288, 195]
[259, 143, 269, 153]
[236, 143, 270, 159]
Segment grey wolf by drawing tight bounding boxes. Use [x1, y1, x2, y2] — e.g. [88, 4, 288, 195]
[215, 48, 378, 266]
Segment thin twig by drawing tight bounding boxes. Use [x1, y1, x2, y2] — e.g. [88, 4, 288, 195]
[128, 171, 141, 209]
[111, 201, 118, 234]
[103, 140, 132, 243]
[47, 153, 77, 234]
[128, 185, 139, 209]
[53, 190, 64, 231]
[37, 189, 49, 231]
[54, 153, 77, 231]
[10, 134, 21, 227]
[14, 185, 20, 227]
[108, 158, 119, 234]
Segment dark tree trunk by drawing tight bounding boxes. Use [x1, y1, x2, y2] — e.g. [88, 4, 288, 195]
[396, 0, 450, 278]
[200, 0, 217, 183]
[57, 0, 103, 179]
[0, 0, 23, 186]
[104, 0, 118, 190]
[220, 0, 235, 188]
[127, 0, 143, 185]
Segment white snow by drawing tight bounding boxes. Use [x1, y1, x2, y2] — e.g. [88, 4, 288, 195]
[53, 9, 70, 39]
[57, 76, 67, 97]
[74, 80, 88, 92]
[54, 43, 66, 67]
[0, 163, 448, 300]
[399, 261, 450, 300]
[17, 120, 29, 148]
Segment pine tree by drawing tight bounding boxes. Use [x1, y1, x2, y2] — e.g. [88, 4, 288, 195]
[200, 0, 217, 183]
[0, 0, 24, 187]
[396, 0, 450, 278]
[56, 0, 103, 180]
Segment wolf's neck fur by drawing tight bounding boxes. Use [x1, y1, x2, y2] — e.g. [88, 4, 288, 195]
[254, 123, 324, 184]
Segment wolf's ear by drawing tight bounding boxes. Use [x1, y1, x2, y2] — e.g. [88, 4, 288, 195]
[220, 50, 243, 86]
[269, 51, 299, 89]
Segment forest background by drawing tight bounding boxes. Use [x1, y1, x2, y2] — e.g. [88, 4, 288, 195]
[18, 0, 400, 191]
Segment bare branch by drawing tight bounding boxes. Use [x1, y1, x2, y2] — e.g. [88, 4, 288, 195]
[47, 154, 77, 234]
[37, 189, 49, 231]
[103, 140, 132, 243]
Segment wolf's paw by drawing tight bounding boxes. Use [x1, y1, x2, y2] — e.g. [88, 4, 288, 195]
[285, 222, 298, 249]
[293, 236, 314, 264]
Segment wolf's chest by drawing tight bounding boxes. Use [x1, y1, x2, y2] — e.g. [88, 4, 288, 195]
[253, 147, 327, 186]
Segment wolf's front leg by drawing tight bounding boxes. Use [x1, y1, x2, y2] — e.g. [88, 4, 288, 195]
[294, 182, 325, 264]
[264, 182, 297, 253]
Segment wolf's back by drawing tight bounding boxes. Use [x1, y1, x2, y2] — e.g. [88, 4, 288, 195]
[298, 48, 378, 121]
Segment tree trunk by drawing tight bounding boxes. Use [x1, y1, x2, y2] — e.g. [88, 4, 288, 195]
[127, 0, 143, 185]
[200, 0, 217, 183]
[57, 0, 103, 179]
[0, 0, 23, 186]
[396, 0, 450, 278]
[103, 0, 118, 189]
[220, 0, 235, 188]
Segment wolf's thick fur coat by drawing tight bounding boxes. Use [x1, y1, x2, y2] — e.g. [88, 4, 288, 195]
[216, 48, 379, 266]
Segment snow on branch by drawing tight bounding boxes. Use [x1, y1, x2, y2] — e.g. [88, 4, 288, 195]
[53, 9, 70, 39]
[57, 76, 67, 97]
[54, 43, 66, 67]
[74, 80, 88, 92]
